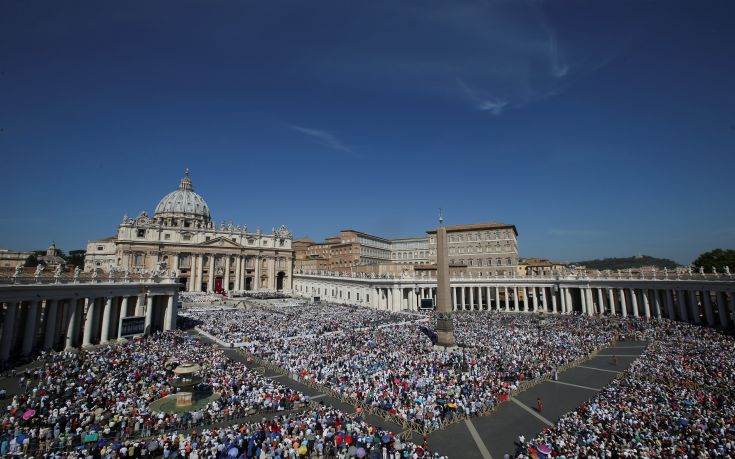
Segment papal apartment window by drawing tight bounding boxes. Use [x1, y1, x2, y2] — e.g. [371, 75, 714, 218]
[164, 233, 170, 240]
[183, 234, 191, 241]
[137, 229, 146, 238]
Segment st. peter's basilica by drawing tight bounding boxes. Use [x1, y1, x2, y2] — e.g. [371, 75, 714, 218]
[84, 170, 294, 292]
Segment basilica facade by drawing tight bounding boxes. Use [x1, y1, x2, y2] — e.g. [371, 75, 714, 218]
[85, 171, 294, 292]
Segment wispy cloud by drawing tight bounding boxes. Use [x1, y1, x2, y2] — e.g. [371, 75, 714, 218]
[458, 79, 508, 115]
[289, 125, 354, 154]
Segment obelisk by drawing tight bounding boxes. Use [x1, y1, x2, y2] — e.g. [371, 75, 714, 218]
[435, 210, 455, 347]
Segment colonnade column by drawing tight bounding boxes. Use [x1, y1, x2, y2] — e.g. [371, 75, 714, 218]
[21, 300, 40, 355]
[468, 287, 474, 311]
[82, 298, 97, 347]
[596, 289, 604, 316]
[0, 302, 19, 361]
[702, 292, 715, 327]
[494, 287, 500, 311]
[541, 287, 548, 312]
[532, 287, 539, 312]
[652, 290, 662, 318]
[630, 289, 639, 317]
[565, 289, 573, 314]
[641, 290, 651, 318]
[618, 289, 627, 317]
[717, 291, 729, 328]
[665, 290, 675, 320]
[560, 288, 567, 313]
[688, 290, 700, 324]
[452, 287, 457, 311]
[477, 286, 483, 310]
[677, 290, 689, 322]
[43, 299, 59, 350]
[551, 289, 557, 313]
[513, 287, 519, 312]
[580, 289, 587, 315]
[504, 287, 510, 311]
[65, 301, 79, 350]
[607, 289, 616, 315]
[486, 287, 492, 310]
[100, 297, 113, 344]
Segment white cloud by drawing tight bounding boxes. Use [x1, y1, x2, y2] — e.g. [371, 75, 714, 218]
[289, 125, 353, 154]
[458, 79, 508, 115]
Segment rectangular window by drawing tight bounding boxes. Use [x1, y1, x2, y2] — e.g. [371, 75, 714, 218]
[97, 246, 104, 251]
[183, 234, 191, 241]
[164, 233, 170, 240]
[137, 229, 145, 238]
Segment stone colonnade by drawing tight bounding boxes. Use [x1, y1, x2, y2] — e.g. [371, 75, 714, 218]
[292, 275, 735, 329]
[0, 282, 179, 362]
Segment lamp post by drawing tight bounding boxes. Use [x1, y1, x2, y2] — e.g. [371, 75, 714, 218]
[414, 286, 421, 311]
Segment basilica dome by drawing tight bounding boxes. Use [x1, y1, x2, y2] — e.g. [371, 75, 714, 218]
[154, 170, 211, 222]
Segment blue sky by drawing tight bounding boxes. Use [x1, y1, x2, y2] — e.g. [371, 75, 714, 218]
[1, 1, 733, 264]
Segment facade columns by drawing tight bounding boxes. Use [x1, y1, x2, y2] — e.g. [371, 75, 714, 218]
[207, 255, 215, 292]
[100, 297, 113, 344]
[82, 298, 97, 347]
[196, 254, 204, 292]
[144, 295, 154, 335]
[0, 302, 19, 361]
[224, 256, 231, 292]
[22, 300, 40, 355]
[235, 256, 242, 291]
[43, 299, 59, 350]
[188, 255, 197, 292]
[254, 256, 261, 291]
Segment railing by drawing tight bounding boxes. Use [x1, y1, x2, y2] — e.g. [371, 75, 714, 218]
[294, 269, 734, 283]
[0, 273, 178, 286]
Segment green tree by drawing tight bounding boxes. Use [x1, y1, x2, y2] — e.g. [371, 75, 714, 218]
[692, 249, 735, 271]
[65, 250, 86, 268]
[24, 253, 39, 267]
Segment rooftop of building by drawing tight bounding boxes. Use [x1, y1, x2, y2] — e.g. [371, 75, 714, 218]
[426, 222, 518, 235]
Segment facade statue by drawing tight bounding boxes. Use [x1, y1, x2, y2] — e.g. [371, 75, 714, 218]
[34, 264, 46, 277]
[698, 266, 704, 275]
[712, 266, 717, 274]
[725, 266, 731, 275]
[122, 214, 129, 225]
[74, 266, 82, 280]
[54, 263, 64, 276]
[14, 264, 23, 277]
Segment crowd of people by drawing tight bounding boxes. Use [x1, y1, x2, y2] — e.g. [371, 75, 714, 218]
[517, 319, 735, 458]
[0, 331, 307, 456]
[2, 401, 443, 458]
[181, 303, 404, 346]
[179, 293, 224, 305]
[228, 292, 290, 300]
[185, 303, 636, 432]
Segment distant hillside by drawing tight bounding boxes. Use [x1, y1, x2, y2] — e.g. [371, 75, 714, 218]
[573, 255, 679, 270]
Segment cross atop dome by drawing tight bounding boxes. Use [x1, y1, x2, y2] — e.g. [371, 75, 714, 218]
[179, 168, 193, 191]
